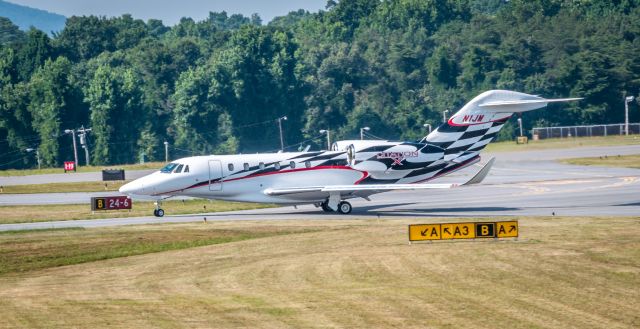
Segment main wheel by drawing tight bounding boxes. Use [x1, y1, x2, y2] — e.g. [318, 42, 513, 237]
[337, 201, 352, 214]
[321, 202, 334, 212]
[153, 209, 158, 217]
[155, 209, 165, 217]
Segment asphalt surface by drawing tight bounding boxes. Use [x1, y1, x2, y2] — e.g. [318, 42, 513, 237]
[0, 169, 154, 186]
[0, 145, 639, 231]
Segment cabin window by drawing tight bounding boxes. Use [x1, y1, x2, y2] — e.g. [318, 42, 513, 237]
[290, 161, 296, 169]
[275, 163, 281, 170]
[228, 163, 234, 171]
[160, 163, 178, 173]
[184, 165, 189, 173]
[174, 164, 184, 173]
[259, 162, 265, 170]
[243, 163, 250, 171]
[305, 161, 311, 168]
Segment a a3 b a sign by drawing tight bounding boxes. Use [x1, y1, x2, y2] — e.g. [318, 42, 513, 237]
[408, 221, 518, 242]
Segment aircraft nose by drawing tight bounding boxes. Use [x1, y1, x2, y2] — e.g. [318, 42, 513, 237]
[119, 181, 143, 195]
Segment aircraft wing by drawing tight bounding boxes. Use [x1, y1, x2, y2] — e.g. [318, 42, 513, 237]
[264, 157, 495, 197]
[263, 183, 455, 196]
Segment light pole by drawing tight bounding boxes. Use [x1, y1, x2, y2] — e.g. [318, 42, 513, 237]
[277, 116, 287, 151]
[77, 126, 91, 166]
[442, 110, 449, 123]
[163, 141, 169, 162]
[319, 129, 331, 150]
[64, 129, 78, 168]
[423, 123, 432, 134]
[25, 148, 40, 170]
[625, 96, 634, 136]
[517, 117, 524, 137]
[360, 126, 370, 140]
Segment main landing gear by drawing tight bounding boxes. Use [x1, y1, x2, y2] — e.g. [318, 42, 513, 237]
[153, 201, 164, 217]
[320, 200, 352, 214]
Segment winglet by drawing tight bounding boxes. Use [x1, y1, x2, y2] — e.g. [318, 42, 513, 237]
[463, 157, 495, 185]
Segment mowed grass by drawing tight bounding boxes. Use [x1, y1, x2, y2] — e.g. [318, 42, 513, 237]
[0, 199, 275, 224]
[562, 154, 640, 169]
[0, 180, 126, 193]
[0, 224, 314, 276]
[485, 134, 640, 153]
[0, 162, 163, 176]
[0, 216, 638, 328]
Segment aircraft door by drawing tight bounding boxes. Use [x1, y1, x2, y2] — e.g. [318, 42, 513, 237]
[208, 160, 223, 191]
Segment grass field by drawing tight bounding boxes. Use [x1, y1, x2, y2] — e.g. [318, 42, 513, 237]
[484, 134, 639, 152]
[562, 154, 640, 169]
[0, 200, 275, 224]
[0, 162, 163, 176]
[0, 216, 638, 328]
[0, 180, 126, 194]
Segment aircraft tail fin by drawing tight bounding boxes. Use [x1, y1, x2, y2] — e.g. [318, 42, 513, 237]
[425, 90, 580, 160]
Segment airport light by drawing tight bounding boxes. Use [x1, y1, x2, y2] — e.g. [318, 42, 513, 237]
[360, 126, 370, 140]
[423, 123, 432, 134]
[517, 117, 524, 137]
[319, 129, 331, 150]
[64, 129, 79, 168]
[625, 96, 634, 136]
[25, 148, 41, 170]
[442, 110, 449, 123]
[77, 126, 91, 166]
[163, 141, 169, 162]
[277, 116, 287, 151]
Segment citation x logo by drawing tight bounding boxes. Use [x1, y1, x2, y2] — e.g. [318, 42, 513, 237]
[377, 151, 419, 166]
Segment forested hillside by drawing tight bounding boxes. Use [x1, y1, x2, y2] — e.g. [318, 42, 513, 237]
[1, 0, 639, 168]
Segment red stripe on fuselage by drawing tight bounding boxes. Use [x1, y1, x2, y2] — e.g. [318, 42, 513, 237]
[155, 165, 368, 196]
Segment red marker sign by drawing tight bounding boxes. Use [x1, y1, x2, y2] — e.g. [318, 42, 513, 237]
[64, 161, 76, 172]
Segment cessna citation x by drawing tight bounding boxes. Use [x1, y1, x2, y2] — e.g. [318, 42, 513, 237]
[120, 90, 580, 217]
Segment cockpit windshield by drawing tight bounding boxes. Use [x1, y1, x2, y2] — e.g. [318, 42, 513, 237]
[160, 163, 178, 173]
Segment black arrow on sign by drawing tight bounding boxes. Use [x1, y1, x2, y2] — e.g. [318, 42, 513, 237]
[443, 228, 451, 235]
[509, 225, 516, 233]
[421, 229, 429, 236]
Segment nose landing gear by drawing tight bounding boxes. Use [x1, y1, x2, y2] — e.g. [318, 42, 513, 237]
[153, 201, 164, 217]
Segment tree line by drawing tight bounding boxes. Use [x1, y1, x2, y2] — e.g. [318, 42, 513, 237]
[1, 0, 639, 169]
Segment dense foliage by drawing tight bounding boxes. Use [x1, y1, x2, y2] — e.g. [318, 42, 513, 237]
[1, 0, 639, 168]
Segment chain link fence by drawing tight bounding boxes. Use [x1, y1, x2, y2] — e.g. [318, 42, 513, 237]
[532, 123, 640, 140]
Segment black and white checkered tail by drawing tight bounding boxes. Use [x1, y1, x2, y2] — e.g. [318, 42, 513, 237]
[424, 90, 581, 163]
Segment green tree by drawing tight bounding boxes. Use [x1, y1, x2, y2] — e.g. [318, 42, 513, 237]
[86, 65, 145, 164]
[27, 57, 75, 166]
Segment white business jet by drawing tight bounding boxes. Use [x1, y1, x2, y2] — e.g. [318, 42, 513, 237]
[120, 90, 580, 217]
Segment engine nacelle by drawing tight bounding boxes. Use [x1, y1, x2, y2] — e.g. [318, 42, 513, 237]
[332, 140, 398, 152]
[332, 139, 445, 178]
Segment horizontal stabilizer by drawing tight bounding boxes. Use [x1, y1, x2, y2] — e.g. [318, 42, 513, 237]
[479, 97, 582, 112]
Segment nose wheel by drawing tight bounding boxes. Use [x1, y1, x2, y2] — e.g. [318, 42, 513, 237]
[153, 201, 165, 217]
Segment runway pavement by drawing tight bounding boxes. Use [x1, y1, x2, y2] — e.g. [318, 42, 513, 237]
[0, 169, 154, 186]
[0, 144, 639, 231]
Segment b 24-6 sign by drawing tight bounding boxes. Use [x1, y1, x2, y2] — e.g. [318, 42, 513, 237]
[91, 196, 132, 211]
[408, 221, 518, 242]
